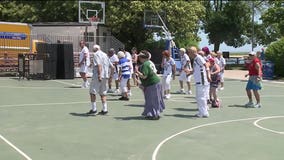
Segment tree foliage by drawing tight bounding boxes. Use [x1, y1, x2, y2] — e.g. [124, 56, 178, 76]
[265, 37, 284, 77]
[0, 0, 78, 23]
[257, 1, 284, 45]
[202, 0, 252, 51]
[105, 0, 205, 50]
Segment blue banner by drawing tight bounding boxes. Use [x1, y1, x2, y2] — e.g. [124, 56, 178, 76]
[0, 32, 27, 40]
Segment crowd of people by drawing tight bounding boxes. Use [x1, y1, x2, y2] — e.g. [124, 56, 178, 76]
[78, 40, 263, 120]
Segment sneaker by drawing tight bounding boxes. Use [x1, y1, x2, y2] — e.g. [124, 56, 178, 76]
[98, 110, 108, 115]
[254, 103, 261, 108]
[165, 94, 171, 99]
[107, 89, 114, 93]
[219, 87, 224, 90]
[118, 96, 129, 101]
[176, 89, 186, 94]
[114, 89, 120, 94]
[186, 90, 192, 95]
[145, 115, 160, 120]
[195, 113, 209, 118]
[86, 109, 97, 115]
[245, 101, 254, 108]
[127, 91, 132, 96]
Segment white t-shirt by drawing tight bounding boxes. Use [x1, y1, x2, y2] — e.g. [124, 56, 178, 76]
[93, 50, 113, 79]
[109, 54, 119, 73]
[124, 51, 133, 73]
[217, 57, 226, 72]
[180, 53, 191, 70]
[162, 57, 175, 76]
[79, 46, 90, 66]
[193, 55, 209, 85]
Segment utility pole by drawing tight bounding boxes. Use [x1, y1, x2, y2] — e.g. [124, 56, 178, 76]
[251, 1, 255, 51]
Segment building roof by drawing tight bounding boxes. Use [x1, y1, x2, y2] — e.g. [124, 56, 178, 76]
[32, 22, 101, 27]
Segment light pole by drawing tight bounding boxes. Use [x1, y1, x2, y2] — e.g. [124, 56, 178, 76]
[251, 1, 255, 51]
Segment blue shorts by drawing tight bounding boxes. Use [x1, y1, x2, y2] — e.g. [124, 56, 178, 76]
[246, 76, 262, 90]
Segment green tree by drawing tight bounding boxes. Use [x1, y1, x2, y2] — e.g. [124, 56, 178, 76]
[257, 1, 284, 45]
[0, 1, 78, 23]
[0, 1, 37, 22]
[105, 0, 205, 49]
[202, 1, 252, 51]
[265, 37, 284, 77]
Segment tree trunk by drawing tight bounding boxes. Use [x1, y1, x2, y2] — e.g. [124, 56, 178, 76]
[214, 42, 220, 52]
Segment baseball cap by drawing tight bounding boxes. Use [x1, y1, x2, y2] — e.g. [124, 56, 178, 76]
[93, 44, 100, 50]
[248, 51, 256, 56]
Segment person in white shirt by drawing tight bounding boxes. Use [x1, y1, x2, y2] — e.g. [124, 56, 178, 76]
[216, 51, 226, 90]
[187, 46, 211, 118]
[107, 48, 120, 93]
[87, 45, 114, 115]
[177, 48, 192, 94]
[161, 50, 176, 99]
[79, 40, 91, 88]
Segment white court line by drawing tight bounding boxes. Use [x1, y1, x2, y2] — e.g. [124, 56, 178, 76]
[0, 134, 32, 160]
[253, 116, 284, 135]
[51, 80, 80, 86]
[152, 116, 282, 160]
[0, 99, 146, 108]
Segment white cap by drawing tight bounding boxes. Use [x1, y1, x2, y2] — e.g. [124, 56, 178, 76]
[93, 44, 100, 50]
[179, 48, 186, 52]
[249, 51, 256, 56]
[117, 51, 125, 58]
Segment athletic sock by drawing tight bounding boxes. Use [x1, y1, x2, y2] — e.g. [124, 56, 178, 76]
[102, 102, 107, 112]
[91, 102, 97, 111]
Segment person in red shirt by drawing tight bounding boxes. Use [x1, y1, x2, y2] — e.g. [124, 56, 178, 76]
[244, 51, 262, 108]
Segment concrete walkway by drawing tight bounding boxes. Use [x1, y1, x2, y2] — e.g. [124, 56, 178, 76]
[224, 70, 247, 80]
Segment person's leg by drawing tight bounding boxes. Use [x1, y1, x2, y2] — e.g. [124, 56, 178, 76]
[101, 95, 108, 112]
[196, 85, 209, 117]
[127, 79, 131, 96]
[179, 81, 184, 90]
[246, 89, 252, 102]
[253, 90, 260, 104]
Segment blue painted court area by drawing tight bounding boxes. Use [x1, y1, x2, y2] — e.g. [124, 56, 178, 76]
[0, 77, 283, 160]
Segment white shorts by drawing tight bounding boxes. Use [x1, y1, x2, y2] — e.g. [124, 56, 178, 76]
[162, 75, 172, 90]
[178, 71, 191, 82]
[112, 72, 119, 80]
[89, 78, 108, 95]
[79, 64, 89, 73]
[120, 77, 129, 93]
[220, 72, 224, 82]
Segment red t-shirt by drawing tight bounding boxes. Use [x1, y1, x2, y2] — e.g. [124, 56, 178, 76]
[248, 58, 262, 76]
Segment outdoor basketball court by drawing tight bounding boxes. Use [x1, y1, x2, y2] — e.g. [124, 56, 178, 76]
[0, 76, 283, 160]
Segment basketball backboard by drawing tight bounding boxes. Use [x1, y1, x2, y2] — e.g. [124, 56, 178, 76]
[143, 10, 166, 29]
[78, 1, 105, 25]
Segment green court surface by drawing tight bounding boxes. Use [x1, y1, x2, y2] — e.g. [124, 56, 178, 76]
[0, 76, 283, 160]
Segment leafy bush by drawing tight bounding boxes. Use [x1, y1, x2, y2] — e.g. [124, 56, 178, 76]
[265, 37, 284, 77]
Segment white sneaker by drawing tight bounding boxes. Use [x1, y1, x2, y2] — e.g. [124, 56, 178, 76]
[219, 87, 224, 90]
[186, 90, 192, 95]
[107, 89, 114, 93]
[176, 89, 186, 94]
[128, 91, 132, 96]
[195, 113, 209, 118]
[114, 89, 120, 94]
[165, 94, 171, 99]
[254, 103, 261, 108]
[245, 101, 254, 107]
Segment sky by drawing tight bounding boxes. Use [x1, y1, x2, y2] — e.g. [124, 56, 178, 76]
[198, 31, 264, 53]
